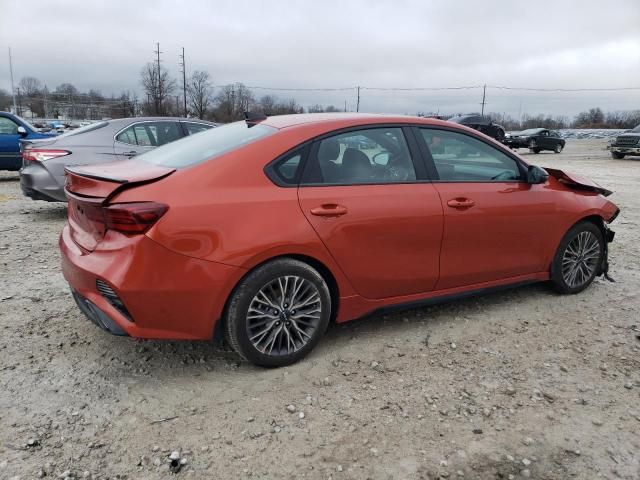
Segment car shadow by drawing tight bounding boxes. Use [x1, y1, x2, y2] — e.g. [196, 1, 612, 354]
[24, 204, 67, 220]
[86, 281, 553, 383]
[0, 173, 19, 182]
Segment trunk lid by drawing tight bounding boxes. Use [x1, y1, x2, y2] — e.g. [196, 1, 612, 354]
[64, 160, 175, 251]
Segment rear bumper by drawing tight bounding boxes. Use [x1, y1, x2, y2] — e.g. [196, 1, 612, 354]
[71, 289, 128, 336]
[60, 224, 246, 340]
[20, 162, 66, 202]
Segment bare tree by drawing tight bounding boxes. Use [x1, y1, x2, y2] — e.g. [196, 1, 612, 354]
[140, 62, 176, 116]
[213, 83, 255, 122]
[187, 71, 213, 119]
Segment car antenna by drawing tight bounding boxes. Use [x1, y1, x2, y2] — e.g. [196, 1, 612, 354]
[244, 111, 267, 127]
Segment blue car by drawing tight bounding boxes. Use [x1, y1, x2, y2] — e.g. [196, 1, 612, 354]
[0, 111, 57, 171]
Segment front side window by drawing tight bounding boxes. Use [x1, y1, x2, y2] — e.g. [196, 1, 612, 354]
[420, 128, 522, 182]
[303, 127, 416, 185]
[0, 117, 19, 135]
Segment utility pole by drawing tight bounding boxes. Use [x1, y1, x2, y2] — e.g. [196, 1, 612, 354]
[179, 47, 187, 117]
[480, 84, 487, 116]
[8, 47, 17, 114]
[356, 86, 360, 112]
[16, 87, 22, 116]
[344, 100, 347, 112]
[175, 95, 180, 114]
[154, 42, 162, 115]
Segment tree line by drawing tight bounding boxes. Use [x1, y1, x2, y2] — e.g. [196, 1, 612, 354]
[1, 70, 639, 129]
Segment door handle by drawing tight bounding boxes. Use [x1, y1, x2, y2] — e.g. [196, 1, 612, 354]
[123, 151, 138, 157]
[447, 198, 475, 209]
[310, 204, 348, 217]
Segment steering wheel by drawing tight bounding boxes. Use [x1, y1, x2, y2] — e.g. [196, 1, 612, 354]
[383, 166, 411, 181]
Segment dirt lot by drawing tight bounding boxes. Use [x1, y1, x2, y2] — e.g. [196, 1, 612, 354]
[0, 139, 638, 480]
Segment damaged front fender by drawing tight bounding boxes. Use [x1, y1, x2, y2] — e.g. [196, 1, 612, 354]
[545, 168, 613, 197]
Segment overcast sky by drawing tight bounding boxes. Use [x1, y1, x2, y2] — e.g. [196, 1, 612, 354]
[1, 0, 639, 117]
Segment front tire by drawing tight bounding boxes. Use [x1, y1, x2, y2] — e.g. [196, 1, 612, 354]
[224, 258, 331, 367]
[551, 222, 604, 294]
[554, 143, 563, 153]
[611, 152, 625, 159]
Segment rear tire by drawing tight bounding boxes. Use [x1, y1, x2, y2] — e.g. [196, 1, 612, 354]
[224, 258, 331, 367]
[550, 221, 604, 294]
[611, 152, 625, 159]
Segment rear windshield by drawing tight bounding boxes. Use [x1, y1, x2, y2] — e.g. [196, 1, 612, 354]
[140, 121, 276, 168]
[57, 121, 108, 137]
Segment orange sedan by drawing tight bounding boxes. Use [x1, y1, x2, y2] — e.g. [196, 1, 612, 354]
[60, 113, 619, 366]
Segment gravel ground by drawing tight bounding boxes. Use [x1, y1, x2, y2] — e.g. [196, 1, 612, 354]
[0, 139, 639, 480]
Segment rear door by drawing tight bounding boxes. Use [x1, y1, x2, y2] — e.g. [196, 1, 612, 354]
[113, 121, 183, 159]
[297, 126, 443, 299]
[416, 127, 556, 290]
[0, 116, 21, 170]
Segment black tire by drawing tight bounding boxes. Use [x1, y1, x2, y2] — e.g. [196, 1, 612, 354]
[494, 128, 505, 142]
[550, 221, 604, 294]
[611, 152, 625, 159]
[554, 143, 564, 153]
[531, 147, 541, 154]
[224, 258, 331, 367]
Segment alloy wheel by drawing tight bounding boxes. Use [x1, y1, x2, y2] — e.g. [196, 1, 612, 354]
[246, 275, 322, 356]
[561, 231, 600, 288]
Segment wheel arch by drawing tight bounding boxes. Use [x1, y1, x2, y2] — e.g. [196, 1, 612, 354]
[212, 253, 341, 343]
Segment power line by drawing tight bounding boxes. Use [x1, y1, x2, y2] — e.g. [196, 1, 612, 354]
[488, 85, 640, 92]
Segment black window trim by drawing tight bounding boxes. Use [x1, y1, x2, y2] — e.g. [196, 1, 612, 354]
[264, 142, 312, 187]
[412, 125, 529, 183]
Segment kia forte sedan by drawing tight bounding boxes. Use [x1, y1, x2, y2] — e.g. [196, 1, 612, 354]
[60, 113, 619, 367]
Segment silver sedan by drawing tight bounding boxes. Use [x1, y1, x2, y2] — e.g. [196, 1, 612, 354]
[20, 117, 217, 202]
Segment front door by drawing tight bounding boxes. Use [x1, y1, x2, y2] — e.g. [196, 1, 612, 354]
[297, 126, 443, 299]
[417, 127, 556, 290]
[0, 116, 21, 170]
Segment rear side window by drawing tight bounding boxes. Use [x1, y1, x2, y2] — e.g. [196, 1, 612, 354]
[140, 121, 276, 168]
[115, 126, 137, 145]
[183, 122, 213, 135]
[116, 122, 183, 147]
[302, 127, 416, 185]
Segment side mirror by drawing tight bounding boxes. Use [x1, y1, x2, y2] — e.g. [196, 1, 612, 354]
[17, 126, 28, 136]
[526, 165, 549, 184]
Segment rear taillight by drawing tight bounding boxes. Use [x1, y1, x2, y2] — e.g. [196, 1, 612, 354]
[72, 200, 168, 235]
[22, 149, 70, 162]
[103, 202, 169, 234]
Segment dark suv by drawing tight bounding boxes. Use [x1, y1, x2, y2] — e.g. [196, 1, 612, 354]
[609, 124, 640, 159]
[447, 115, 506, 142]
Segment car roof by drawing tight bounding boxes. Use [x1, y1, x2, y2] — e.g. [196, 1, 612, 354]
[260, 112, 452, 130]
[106, 117, 216, 126]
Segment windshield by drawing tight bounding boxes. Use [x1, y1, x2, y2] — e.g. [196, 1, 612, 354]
[519, 129, 543, 135]
[56, 121, 108, 138]
[632, 124, 640, 133]
[141, 121, 276, 168]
